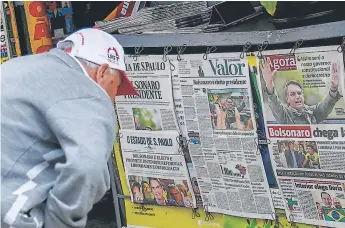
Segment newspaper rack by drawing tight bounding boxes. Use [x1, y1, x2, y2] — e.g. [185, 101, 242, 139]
[108, 20, 345, 228]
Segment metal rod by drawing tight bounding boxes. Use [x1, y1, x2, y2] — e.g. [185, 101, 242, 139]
[113, 20, 345, 47]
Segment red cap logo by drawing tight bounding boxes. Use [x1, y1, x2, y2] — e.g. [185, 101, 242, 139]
[107, 47, 120, 63]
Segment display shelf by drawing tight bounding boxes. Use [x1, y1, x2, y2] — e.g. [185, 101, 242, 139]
[113, 20, 345, 48]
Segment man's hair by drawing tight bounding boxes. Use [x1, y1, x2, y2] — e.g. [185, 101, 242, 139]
[321, 192, 330, 198]
[149, 178, 162, 187]
[285, 80, 303, 98]
[57, 40, 117, 74]
[131, 182, 141, 192]
[306, 144, 314, 149]
[166, 184, 180, 200]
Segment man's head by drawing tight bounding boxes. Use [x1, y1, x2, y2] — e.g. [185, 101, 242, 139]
[167, 184, 183, 204]
[149, 178, 164, 201]
[226, 98, 233, 109]
[333, 198, 342, 208]
[57, 28, 138, 102]
[131, 182, 141, 194]
[306, 144, 315, 155]
[285, 80, 304, 110]
[321, 192, 332, 207]
[289, 141, 295, 150]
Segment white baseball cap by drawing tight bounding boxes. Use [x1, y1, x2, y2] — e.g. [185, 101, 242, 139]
[57, 28, 138, 96]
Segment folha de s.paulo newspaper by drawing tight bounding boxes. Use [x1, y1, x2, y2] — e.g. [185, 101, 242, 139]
[116, 55, 179, 132]
[119, 129, 196, 208]
[257, 45, 345, 228]
[170, 53, 275, 219]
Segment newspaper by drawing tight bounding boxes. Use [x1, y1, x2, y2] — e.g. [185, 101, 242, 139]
[116, 55, 179, 132]
[257, 46, 345, 227]
[119, 129, 196, 208]
[171, 59, 204, 207]
[171, 53, 275, 219]
[1, 3, 10, 63]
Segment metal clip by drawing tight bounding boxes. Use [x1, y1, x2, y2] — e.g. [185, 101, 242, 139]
[257, 41, 269, 59]
[177, 44, 187, 61]
[240, 42, 252, 59]
[203, 204, 214, 221]
[289, 39, 303, 55]
[191, 208, 200, 219]
[288, 214, 299, 228]
[163, 46, 173, 62]
[337, 37, 345, 53]
[169, 58, 176, 71]
[133, 46, 144, 61]
[203, 46, 217, 60]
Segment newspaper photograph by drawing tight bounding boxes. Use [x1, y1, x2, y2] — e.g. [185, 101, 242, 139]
[257, 45, 345, 227]
[116, 55, 178, 131]
[119, 129, 196, 208]
[173, 53, 275, 219]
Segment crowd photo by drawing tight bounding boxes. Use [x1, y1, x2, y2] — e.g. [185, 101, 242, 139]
[208, 89, 253, 131]
[128, 176, 194, 208]
[277, 140, 320, 169]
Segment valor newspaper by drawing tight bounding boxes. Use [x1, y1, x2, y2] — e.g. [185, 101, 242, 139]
[257, 46, 345, 228]
[173, 53, 275, 219]
[116, 55, 179, 132]
[119, 129, 196, 208]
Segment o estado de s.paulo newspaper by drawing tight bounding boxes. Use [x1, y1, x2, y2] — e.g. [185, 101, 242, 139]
[119, 129, 196, 208]
[116, 55, 179, 132]
[173, 53, 275, 219]
[257, 45, 345, 228]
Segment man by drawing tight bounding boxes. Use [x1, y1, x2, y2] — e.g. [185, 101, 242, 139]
[148, 178, 177, 206]
[131, 182, 144, 203]
[260, 58, 342, 124]
[320, 193, 345, 222]
[167, 184, 193, 208]
[224, 97, 246, 129]
[321, 192, 333, 208]
[302, 144, 320, 169]
[284, 142, 303, 168]
[1, 28, 138, 228]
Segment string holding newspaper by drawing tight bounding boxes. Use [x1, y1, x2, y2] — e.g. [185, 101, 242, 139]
[113, 38, 345, 228]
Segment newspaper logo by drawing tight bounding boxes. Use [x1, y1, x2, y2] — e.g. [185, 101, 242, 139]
[266, 55, 297, 71]
[208, 59, 245, 76]
[268, 126, 312, 138]
[197, 220, 220, 227]
[107, 47, 120, 63]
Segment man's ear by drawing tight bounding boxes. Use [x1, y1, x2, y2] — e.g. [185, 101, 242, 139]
[96, 63, 110, 82]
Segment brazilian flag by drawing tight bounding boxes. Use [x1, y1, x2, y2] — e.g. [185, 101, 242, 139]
[323, 207, 345, 223]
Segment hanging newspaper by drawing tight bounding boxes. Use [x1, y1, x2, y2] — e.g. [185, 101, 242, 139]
[119, 129, 196, 208]
[170, 58, 203, 207]
[257, 46, 345, 228]
[116, 55, 179, 132]
[174, 53, 275, 219]
[1, 3, 10, 63]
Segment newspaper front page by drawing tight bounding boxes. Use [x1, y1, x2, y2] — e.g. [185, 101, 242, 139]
[120, 129, 196, 208]
[257, 46, 345, 227]
[116, 55, 179, 131]
[172, 53, 275, 219]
